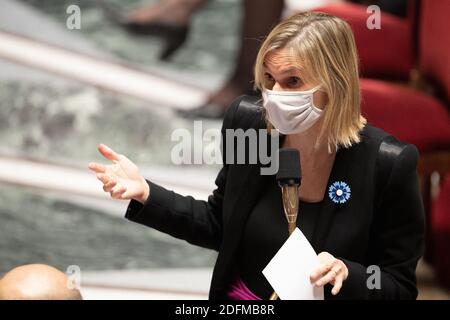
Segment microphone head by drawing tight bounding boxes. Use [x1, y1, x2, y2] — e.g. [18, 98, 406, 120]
[276, 148, 301, 186]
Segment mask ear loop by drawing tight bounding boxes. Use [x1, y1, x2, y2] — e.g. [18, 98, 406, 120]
[310, 85, 325, 112]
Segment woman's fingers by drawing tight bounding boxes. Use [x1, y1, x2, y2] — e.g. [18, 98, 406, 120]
[88, 162, 106, 173]
[315, 266, 339, 287]
[310, 251, 335, 282]
[95, 172, 127, 199]
[110, 185, 127, 199]
[102, 177, 117, 192]
[310, 252, 348, 295]
[96, 173, 109, 184]
[313, 260, 345, 289]
[97, 173, 114, 188]
[310, 261, 332, 283]
[89, 146, 136, 201]
[120, 188, 132, 200]
[97, 173, 127, 199]
[329, 263, 343, 278]
[98, 144, 121, 162]
[331, 274, 345, 295]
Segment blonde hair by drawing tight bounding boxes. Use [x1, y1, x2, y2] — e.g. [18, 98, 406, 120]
[254, 12, 366, 150]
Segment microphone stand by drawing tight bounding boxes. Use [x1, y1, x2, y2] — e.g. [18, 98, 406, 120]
[269, 183, 299, 300]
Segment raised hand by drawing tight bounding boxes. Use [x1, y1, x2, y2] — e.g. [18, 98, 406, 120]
[88, 144, 149, 204]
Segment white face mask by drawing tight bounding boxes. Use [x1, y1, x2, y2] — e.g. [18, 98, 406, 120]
[262, 86, 323, 135]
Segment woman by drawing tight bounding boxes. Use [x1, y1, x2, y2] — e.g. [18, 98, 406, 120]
[88, 12, 424, 300]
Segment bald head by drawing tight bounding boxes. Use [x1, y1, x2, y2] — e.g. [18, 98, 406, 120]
[0, 264, 82, 300]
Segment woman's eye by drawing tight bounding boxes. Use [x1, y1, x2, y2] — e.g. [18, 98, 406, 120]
[287, 77, 301, 87]
[264, 73, 274, 81]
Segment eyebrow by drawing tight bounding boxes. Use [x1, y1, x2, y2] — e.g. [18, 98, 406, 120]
[263, 64, 303, 76]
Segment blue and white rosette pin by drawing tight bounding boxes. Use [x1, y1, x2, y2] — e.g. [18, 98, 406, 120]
[328, 181, 351, 204]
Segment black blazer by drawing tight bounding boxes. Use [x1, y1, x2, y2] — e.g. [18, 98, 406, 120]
[125, 95, 425, 300]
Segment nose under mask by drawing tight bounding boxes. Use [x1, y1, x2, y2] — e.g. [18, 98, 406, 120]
[262, 86, 323, 135]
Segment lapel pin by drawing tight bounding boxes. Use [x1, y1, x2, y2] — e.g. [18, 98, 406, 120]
[328, 181, 351, 204]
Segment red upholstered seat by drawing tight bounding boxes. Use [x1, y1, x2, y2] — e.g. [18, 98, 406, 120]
[360, 79, 450, 152]
[432, 174, 450, 289]
[315, 2, 414, 80]
[419, 0, 450, 103]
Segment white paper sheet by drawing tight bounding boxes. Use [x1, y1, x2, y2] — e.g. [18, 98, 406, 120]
[262, 227, 324, 300]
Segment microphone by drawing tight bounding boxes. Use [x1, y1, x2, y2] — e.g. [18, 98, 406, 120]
[277, 148, 302, 235]
[270, 148, 301, 300]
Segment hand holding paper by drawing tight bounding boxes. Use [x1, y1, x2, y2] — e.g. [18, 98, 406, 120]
[262, 227, 324, 300]
[310, 251, 349, 296]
